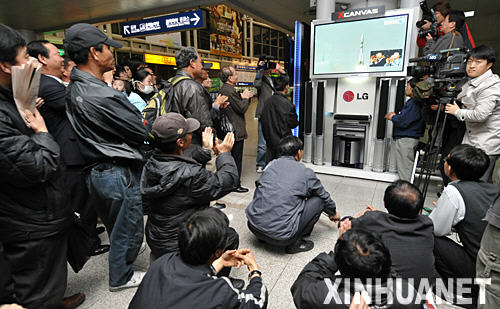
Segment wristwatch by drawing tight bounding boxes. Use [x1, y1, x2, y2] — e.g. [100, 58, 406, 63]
[248, 269, 262, 279]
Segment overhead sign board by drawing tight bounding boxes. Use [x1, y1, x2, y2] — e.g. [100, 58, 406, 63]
[144, 53, 220, 69]
[121, 10, 207, 38]
[332, 6, 385, 22]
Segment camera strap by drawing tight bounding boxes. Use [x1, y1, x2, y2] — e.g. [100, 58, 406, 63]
[446, 32, 457, 57]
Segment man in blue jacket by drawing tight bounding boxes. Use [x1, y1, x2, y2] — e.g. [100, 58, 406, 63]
[246, 136, 339, 254]
[385, 79, 425, 181]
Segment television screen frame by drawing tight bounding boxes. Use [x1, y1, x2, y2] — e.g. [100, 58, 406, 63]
[310, 8, 417, 79]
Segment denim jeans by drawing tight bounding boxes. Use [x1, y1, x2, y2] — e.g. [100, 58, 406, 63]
[87, 163, 144, 287]
[477, 224, 500, 309]
[257, 120, 267, 168]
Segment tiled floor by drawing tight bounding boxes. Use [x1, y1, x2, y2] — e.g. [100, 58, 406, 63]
[66, 155, 448, 308]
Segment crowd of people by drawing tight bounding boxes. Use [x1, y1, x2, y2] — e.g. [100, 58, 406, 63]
[1, 1, 500, 308]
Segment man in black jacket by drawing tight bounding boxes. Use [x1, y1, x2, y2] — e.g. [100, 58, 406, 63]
[27, 40, 108, 259]
[291, 229, 423, 308]
[141, 112, 244, 287]
[219, 66, 254, 192]
[260, 74, 298, 163]
[129, 208, 267, 309]
[342, 180, 436, 287]
[170, 47, 214, 148]
[0, 24, 71, 308]
[64, 23, 149, 292]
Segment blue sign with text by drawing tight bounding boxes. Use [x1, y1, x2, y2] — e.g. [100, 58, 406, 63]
[121, 10, 206, 37]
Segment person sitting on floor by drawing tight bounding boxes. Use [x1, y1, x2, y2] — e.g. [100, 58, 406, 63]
[245, 135, 340, 254]
[291, 228, 423, 308]
[342, 180, 436, 288]
[129, 208, 268, 309]
[430, 144, 499, 308]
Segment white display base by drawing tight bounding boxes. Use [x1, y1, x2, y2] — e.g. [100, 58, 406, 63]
[303, 163, 399, 183]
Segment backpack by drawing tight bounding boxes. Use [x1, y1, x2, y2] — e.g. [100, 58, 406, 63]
[142, 75, 190, 131]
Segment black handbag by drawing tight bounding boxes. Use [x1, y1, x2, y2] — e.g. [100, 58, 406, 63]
[67, 213, 99, 273]
[215, 108, 234, 140]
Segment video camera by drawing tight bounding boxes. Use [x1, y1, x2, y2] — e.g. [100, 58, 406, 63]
[415, 0, 439, 38]
[258, 55, 277, 70]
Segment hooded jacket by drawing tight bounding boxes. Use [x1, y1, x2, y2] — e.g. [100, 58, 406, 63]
[0, 85, 70, 243]
[141, 151, 238, 257]
[65, 67, 148, 163]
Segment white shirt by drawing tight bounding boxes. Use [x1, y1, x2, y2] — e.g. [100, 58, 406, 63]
[429, 180, 466, 236]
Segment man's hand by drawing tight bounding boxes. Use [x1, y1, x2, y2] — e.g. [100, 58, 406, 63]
[421, 20, 432, 30]
[215, 132, 235, 154]
[25, 108, 48, 133]
[338, 219, 352, 239]
[329, 213, 341, 223]
[356, 204, 376, 217]
[350, 291, 370, 309]
[385, 112, 396, 120]
[202, 127, 214, 149]
[445, 101, 460, 115]
[426, 33, 433, 40]
[35, 97, 44, 109]
[212, 250, 243, 273]
[241, 88, 254, 99]
[235, 249, 259, 272]
[213, 94, 229, 109]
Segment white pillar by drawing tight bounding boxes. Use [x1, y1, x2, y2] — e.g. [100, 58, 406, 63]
[400, 0, 420, 9]
[349, 0, 397, 10]
[316, 0, 336, 20]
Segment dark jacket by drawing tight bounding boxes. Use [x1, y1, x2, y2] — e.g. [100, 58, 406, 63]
[0, 242, 14, 304]
[65, 67, 148, 164]
[291, 252, 423, 309]
[141, 151, 238, 257]
[424, 31, 464, 55]
[219, 83, 250, 141]
[38, 74, 85, 166]
[0, 85, 70, 243]
[254, 71, 274, 118]
[351, 211, 436, 284]
[246, 156, 336, 240]
[171, 70, 213, 143]
[260, 92, 299, 151]
[391, 98, 425, 139]
[129, 252, 268, 309]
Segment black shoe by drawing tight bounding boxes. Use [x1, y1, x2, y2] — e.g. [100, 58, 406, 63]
[229, 277, 245, 289]
[63, 292, 85, 309]
[96, 226, 105, 235]
[234, 186, 249, 193]
[285, 239, 314, 254]
[91, 244, 110, 256]
[212, 202, 226, 209]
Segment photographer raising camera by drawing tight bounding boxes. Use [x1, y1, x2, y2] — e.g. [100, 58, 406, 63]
[424, 10, 465, 55]
[445, 46, 500, 183]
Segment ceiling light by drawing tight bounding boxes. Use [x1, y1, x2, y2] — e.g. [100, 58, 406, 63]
[464, 11, 475, 17]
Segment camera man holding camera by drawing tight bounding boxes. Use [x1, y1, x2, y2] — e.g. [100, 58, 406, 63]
[444, 45, 500, 183]
[423, 9, 466, 56]
[416, 1, 450, 48]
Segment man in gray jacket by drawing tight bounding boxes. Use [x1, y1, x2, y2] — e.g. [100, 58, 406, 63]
[246, 136, 339, 254]
[424, 10, 465, 55]
[445, 45, 500, 182]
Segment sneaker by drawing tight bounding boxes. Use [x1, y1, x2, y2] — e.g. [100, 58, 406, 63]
[109, 271, 146, 292]
[256, 166, 264, 173]
[285, 239, 314, 254]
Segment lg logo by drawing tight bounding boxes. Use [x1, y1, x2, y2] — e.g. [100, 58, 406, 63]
[343, 91, 368, 102]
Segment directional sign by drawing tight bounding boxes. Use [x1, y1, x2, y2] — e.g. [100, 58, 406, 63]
[121, 10, 206, 38]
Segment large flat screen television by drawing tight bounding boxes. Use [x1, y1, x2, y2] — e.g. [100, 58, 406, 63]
[311, 9, 416, 78]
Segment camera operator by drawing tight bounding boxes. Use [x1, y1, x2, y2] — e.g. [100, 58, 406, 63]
[445, 45, 500, 183]
[417, 1, 451, 49]
[424, 10, 465, 56]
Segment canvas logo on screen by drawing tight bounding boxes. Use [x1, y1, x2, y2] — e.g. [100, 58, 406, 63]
[343, 91, 368, 102]
[332, 6, 385, 21]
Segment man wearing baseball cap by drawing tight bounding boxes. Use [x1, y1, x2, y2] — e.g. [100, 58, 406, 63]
[64, 23, 149, 291]
[141, 112, 244, 288]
